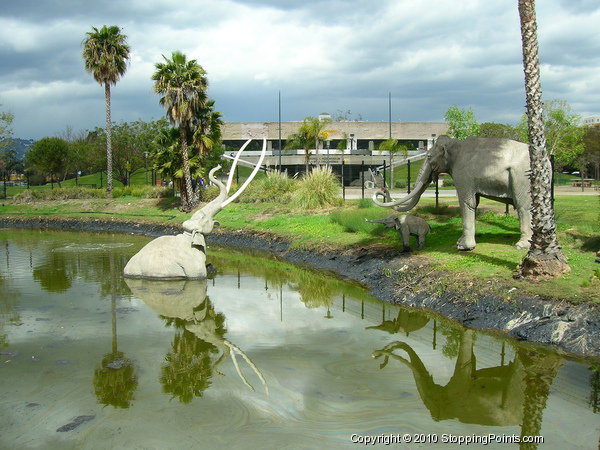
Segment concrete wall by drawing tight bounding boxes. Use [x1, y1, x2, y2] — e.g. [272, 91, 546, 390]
[222, 121, 449, 143]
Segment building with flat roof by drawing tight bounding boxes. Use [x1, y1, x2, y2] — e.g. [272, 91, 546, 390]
[222, 120, 449, 153]
[221, 120, 449, 186]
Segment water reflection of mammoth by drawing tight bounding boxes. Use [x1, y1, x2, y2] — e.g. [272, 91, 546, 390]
[367, 309, 430, 336]
[125, 278, 268, 401]
[373, 329, 562, 427]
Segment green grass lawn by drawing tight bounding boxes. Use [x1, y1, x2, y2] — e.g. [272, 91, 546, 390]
[2, 171, 599, 304]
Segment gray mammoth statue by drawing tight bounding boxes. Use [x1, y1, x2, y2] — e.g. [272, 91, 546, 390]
[373, 135, 532, 250]
[366, 214, 430, 252]
[124, 139, 266, 279]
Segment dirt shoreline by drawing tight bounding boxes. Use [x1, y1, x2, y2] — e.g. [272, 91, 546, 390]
[2, 215, 599, 361]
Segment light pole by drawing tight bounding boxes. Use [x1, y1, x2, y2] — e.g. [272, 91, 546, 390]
[143, 151, 149, 185]
[278, 90, 282, 173]
[432, 134, 438, 207]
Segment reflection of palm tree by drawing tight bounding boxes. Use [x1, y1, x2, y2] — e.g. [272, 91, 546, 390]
[126, 278, 268, 403]
[160, 329, 217, 404]
[93, 252, 138, 408]
[588, 365, 600, 414]
[518, 350, 562, 449]
[373, 328, 562, 442]
[94, 350, 138, 409]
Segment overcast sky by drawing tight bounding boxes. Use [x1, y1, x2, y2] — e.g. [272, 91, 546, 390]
[1, 0, 599, 140]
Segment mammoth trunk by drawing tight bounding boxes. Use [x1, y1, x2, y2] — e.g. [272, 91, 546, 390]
[372, 161, 432, 212]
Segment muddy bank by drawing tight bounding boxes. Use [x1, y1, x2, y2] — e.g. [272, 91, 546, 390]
[2, 215, 599, 360]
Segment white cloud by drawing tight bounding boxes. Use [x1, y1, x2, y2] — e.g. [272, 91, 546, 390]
[0, 0, 598, 139]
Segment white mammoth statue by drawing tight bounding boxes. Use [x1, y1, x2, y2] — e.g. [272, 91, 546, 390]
[373, 135, 532, 251]
[124, 139, 266, 279]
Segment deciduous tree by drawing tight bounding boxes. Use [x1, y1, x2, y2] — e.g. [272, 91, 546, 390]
[444, 105, 480, 140]
[27, 137, 71, 187]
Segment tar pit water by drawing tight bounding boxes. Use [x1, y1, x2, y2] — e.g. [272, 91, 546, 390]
[0, 229, 598, 449]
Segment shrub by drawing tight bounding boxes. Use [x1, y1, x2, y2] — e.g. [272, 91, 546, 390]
[442, 176, 454, 187]
[112, 185, 171, 198]
[199, 185, 221, 203]
[291, 166, 342, 210]
[144, 186, 171, 198]
[394, 179, 407, 189]
[236, 170, 296, 203]
[12, 187, 107, 202]
[357, 198, 374, 209]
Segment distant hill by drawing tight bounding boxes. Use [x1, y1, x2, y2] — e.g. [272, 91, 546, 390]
[6, 138, 35, 159]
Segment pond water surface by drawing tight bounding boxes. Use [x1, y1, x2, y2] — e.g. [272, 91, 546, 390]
[0, 229, 598, 449]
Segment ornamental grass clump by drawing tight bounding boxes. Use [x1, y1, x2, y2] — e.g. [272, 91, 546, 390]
[291, 166, 342, 210]
[236, 170, 296, 203]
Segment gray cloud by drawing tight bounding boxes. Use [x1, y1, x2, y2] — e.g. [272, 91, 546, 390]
[0, 0, 598, 139]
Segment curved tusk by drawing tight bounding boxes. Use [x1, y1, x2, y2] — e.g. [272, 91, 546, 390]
[221, 138, 267, 208]
[372, 180, 425, 207]
[226, 138, 253, 193]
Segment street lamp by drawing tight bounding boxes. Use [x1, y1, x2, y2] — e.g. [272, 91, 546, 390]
[324, 139, 331, 168]
[143, 151, 149, 185]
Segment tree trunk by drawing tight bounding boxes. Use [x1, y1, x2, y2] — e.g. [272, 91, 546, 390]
[179, 126, 195, 212]
[104, 83, 114, 198]
[517, 0, 570, 279]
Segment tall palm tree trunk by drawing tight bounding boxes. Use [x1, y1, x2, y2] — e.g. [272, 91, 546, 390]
[179, 126, 195, 212]
[517, 0, 569, 278]
[105, 83, 113, 197]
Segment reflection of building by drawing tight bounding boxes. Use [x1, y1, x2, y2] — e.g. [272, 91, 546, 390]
[221, 120, 449, 184]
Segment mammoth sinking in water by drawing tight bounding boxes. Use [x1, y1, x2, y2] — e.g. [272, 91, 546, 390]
[124, 139, 266, 279]
[373, 135, 533, 251]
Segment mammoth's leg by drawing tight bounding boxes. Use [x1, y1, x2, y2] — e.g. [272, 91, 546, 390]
[456, 196, 477, 251]
[398, 225, 412, 252]
[514, 199, 533, 250]
[515, 213, 533, 250]
[510, 169, 533, 250]
[416, 231, 426, 250]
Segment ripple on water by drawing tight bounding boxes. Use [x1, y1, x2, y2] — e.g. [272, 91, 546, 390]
[52, 242, 134, 253]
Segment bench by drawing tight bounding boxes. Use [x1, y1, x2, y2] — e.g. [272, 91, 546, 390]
[570, 179, 594, 188]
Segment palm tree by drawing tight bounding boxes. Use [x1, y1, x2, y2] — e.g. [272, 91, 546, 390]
[192, 100, 222, 155]
[152, 51, 208, 212]
[517, 0, 570, 278]
[152, 126, 203, 203]
[82, 25, 130, 197]
[284, 128, 311, 175]
[284, 116, 333, 174]
[304, 116, 334, 167]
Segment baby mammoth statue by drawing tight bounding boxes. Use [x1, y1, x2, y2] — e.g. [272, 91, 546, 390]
[366, 214, 430, 252]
